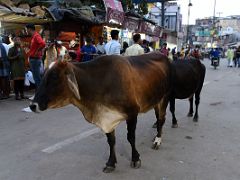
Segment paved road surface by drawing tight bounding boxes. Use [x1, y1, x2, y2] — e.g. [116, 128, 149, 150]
[0, 58, 239, 180]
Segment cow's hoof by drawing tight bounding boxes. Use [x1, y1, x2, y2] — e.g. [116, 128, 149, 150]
[172, 123, 178, 128]
[103, 166, 115, 173]
[152, 143, 160, 150]
[187, 113, 193, 117]
[193, 117, 198, 122]
[152, 122, 157, 128]
[152, 137, 162, 150]
[130, 160, 141, 169]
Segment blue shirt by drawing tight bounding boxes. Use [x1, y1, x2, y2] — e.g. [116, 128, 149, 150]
[81, 45, 96, 62]
[104, 40, 121, 55]
[211, 50, 220, 58]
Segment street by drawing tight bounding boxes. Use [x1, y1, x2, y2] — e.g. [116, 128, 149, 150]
[0, 58, 240, 180]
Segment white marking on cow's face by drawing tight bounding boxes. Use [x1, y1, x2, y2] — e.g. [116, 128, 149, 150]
[49, 61, 56, 69]
[91, 105, 126, 133]
[153, 137, 162, 146]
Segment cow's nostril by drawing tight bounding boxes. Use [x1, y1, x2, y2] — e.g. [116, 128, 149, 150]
[29, 104, 37, 112]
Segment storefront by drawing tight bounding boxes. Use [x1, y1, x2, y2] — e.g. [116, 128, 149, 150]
[99, 0, 125, 44]
[122, 15, 141, 45]
[0, 4, 53, 66]
[45, 5, 105, 50]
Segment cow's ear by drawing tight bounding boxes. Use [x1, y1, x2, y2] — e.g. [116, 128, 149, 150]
[66, 68, 80, 100]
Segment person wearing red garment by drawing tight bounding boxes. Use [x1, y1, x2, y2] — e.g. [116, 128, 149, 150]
[25, 23, 45, 89]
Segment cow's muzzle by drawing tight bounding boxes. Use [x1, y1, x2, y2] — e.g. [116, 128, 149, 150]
[29, 102, 40, 113]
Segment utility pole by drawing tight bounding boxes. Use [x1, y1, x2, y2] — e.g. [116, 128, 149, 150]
[211, 0, 217, 47]
[186, 0, 192, 46]
[160, 0, 177, 27]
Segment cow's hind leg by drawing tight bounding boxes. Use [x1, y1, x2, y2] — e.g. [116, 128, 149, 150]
[193, 92, 200, 122]
[103, 131, 117, 173]
[193, 70, 205, 122]
[152, 97, 168, 150]
[187, 96, 194, 117]
[170, 98, 178, 128]
[126, 116, 141, 169]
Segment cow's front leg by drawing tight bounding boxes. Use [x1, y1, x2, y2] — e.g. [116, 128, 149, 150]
[103, 131, 117, 173]
[127, 117, 141, 169]
[152, 97, 168, 150]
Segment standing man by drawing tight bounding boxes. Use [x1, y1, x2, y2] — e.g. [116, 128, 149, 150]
[142, 40, 150, 53]
[26, 23, 45, 89]
[96, 36, 105, 55]
[8, 36, 26, 100]
[105, 30, 121, 55]
[81, 37, 96, 62]
[226, 47, 234, 67]
[124, 33, 144, 56]
[235, 46, 240, 68]
[0, 36, 10, 99]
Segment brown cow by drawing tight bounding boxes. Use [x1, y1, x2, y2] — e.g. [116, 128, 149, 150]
[29, 52, 171, 173]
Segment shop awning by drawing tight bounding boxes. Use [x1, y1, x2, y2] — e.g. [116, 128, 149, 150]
[47, 6, 103, 24]
[0, 5, 53, 24]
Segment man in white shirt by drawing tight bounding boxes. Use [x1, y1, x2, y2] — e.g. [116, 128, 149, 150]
[96, 36, 105, 54]
[124, 33, 144, 56]
[105, 30, 121, 55]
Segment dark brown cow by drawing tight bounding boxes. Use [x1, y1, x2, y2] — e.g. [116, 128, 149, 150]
[30, 52, 171, 173]
[154, 58, 206, 128]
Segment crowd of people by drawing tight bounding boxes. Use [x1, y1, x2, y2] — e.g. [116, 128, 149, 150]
[1, 24, 239, 101]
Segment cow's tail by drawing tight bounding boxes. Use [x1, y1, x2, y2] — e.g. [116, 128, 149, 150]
[166, 57, 175, 100]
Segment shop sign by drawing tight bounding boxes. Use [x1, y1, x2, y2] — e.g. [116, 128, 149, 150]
[123, 18, 139, 31]
[106, 8, 125, 25]
[103, 0, 124, 25]
[104, 0, 123, 11]
[139, 21, 162, 37]
[132, 0, 161, 3]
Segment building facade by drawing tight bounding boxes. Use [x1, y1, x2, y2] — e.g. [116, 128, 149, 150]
[147, 2, 183, 49]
